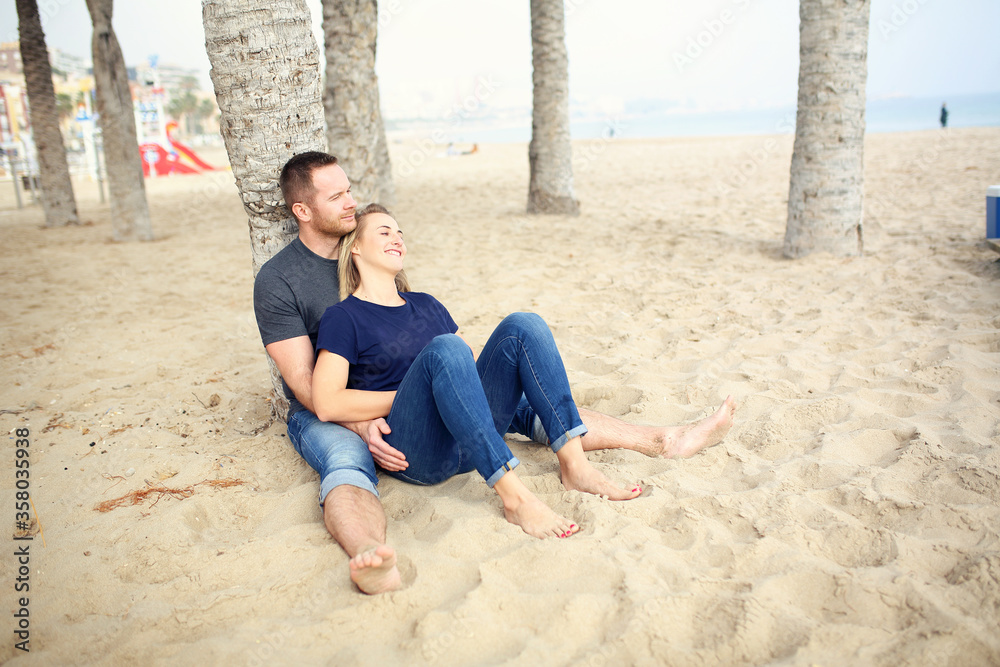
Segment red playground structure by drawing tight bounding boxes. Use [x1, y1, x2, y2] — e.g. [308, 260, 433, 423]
[140, 121, 219, 177]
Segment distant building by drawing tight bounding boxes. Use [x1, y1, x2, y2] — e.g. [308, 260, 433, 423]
[49, 48, 90, 80]
[0, 41, 219, 154]
[0, 83, 24, 144]
[135, 60, 201, 91]
[1, 43, 90, 85]
[0, 42, 24, 84]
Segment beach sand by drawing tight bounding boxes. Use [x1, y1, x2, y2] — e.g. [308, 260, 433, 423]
[1, 127, 998, 665]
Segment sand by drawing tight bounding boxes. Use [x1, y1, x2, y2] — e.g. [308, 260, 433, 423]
[1, 127, 998, 665]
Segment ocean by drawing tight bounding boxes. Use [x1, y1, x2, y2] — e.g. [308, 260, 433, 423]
[402, 91, 1000, 144]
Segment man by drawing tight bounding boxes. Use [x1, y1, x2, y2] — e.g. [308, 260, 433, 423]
[254, 151, 735, 594]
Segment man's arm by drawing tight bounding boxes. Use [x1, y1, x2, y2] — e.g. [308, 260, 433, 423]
[264, 336, 408, 470]
[266, 336, 319, 414]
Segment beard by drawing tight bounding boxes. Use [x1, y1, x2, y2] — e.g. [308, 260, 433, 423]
[316, 211, 356, 240]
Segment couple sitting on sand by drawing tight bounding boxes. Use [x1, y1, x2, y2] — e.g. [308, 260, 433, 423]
[253, 152, 736, 594]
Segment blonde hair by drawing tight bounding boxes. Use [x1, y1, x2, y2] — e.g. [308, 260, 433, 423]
[338, 203, 411, 300]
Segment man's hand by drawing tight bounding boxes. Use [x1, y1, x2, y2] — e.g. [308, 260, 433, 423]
[364, 418, 408, 471]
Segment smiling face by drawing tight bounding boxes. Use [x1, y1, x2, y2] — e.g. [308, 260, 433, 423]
[337, 204, 412, 301]
[351, 211, 406, 276]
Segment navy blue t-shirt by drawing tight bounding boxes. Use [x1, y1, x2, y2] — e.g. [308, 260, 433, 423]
[316, 292, 459, 391]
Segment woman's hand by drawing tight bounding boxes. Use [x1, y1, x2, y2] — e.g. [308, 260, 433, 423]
[364, 418, 408, 471]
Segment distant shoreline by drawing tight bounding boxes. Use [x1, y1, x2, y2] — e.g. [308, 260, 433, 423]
[386, 91, 1000, 145]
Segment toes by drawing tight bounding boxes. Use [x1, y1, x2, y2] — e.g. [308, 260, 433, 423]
[541, 513, 578, 539]
[549, 514, 574, 538]
[350, 549, 385, 571]
[722, 395, 737, 418]
[557, 522, 579, 538]
[610, 485, 642, 501]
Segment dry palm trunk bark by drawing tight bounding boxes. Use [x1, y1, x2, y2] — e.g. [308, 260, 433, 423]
[87, 0, 154, 242]
[528, 0, 579, 216]
[321, 0, 395, 208]
[16, 0, 80, 228]
[203, 0, 327, 419]
[784, 0, 870, 258]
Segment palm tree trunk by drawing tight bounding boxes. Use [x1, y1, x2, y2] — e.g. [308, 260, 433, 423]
[86, 0, 154, 242]
[16, 0, 79, 228]
[784, 0, 870, 258]
[203, 0, 327, 419]
[527, 0, 579, 216]
[321, 0, 395, 207]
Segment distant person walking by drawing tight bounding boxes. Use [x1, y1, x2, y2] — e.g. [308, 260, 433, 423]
[940, 103, 949, 128]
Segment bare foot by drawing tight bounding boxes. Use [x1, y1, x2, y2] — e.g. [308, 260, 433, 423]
[504, 495, 580, 539]
[349, 545, 402, 594]
[494, 472, 580, 539]
[558, 438, 642, 501]
[657, 395, 736, 459]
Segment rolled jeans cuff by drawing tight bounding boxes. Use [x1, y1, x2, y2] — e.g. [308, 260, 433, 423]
[319, 469, 379, 506]
[484, 456, 521, 488]
[549, 424, 589, 454]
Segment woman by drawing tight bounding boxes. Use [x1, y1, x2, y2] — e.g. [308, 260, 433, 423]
[312, 204, 641, 539]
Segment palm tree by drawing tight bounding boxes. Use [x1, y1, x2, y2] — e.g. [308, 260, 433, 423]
[784, 0, 870, 258]
[56, 93, 75, 122]
[16, 0, 79, 227]
[203, 0, 327, 418]
[86, 0, 154, 241]
[166, 90, 199, 134]
[321, 0, 395, 207]
[193, 98, 217, 135]
[527, 0, 578, 215]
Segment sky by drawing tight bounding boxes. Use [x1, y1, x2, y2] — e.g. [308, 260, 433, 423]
[2, 0, 998, 119]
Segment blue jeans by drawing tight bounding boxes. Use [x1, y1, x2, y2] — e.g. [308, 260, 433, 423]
[384, 312, 588, 487]
[286, 409, 379, 504]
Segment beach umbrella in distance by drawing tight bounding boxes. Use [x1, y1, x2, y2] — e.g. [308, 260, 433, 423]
[784, 0, 869, 258]
[86, 0, 154, 242]
[527, 0, 580, 216]
[15, 0, 80, 228]
[203, 0, 327, 420]
[321, 0, 395, 209]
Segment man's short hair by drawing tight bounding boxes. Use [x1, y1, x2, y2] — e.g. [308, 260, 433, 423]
[279, 151, 339, 214]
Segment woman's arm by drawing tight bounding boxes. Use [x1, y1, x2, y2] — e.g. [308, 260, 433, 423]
[312, 349, 396, 423]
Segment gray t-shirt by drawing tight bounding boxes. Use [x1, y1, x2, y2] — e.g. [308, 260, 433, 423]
[253, 237, 341, 418]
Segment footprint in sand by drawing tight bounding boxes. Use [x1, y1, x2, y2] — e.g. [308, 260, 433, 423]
[414, 510, 454, 543]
